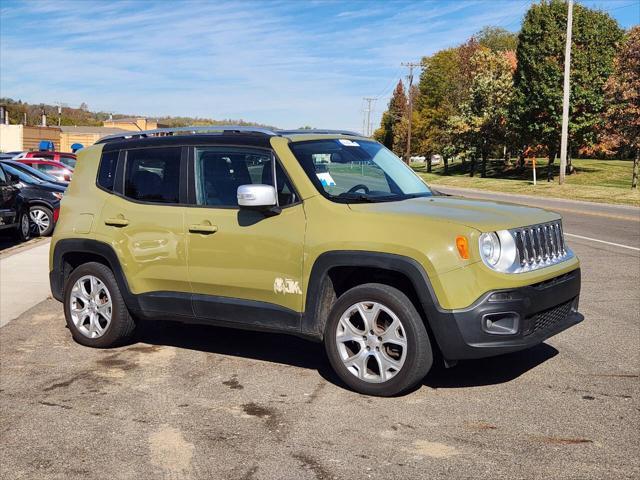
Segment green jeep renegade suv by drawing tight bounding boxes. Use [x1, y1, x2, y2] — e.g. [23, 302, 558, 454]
[49, 126, 583, 396]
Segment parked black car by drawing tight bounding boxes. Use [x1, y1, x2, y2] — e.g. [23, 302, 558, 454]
[0, 163, 30, 241]
[0, 161, 64, 236]
[1, 160, 69, 188]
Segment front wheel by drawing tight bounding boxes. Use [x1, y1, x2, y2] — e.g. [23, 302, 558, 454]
[13, 211, 31, 242]
[29, 206, 54, 236]
[324, 283, 433, 396]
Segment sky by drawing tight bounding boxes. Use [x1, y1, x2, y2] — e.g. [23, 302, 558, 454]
[1, 0, 638, 132]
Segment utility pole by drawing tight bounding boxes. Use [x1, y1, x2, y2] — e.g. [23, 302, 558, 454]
[401, 62, 421, 164]
[559, 0, 573, 185]
[362, 97, 376, 136]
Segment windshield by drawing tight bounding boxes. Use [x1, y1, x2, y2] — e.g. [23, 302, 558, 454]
[1, 163, 42, 185]
[288, 139, 431, 202]
[60, 157, 77, 169]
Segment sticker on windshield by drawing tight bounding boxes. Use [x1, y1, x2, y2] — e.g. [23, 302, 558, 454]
[316, 172, 336, 187]
[338, 139, 360, 147]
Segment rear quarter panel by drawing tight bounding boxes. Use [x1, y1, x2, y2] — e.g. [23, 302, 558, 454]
[49, 144, 107, 270]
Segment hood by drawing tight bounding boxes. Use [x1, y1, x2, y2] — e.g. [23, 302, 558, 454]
[348, 195, 560, 232]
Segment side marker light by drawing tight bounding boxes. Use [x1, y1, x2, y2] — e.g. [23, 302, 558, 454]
[456, 236, 469, 259]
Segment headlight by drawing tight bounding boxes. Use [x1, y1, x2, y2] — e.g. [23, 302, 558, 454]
[479, 230, 518, 272]
[479, 232, 500, 266]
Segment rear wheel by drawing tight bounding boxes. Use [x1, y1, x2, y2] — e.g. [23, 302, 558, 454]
[63, 262, 135, 348]
[324, 283, 432, 396]
[29, 206, 54, 236]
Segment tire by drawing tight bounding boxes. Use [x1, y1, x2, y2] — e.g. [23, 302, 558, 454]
[12, 211, 31, 242]
[29, 205, 54, 236]
[324, 283, 432, 396]
[63, 262, 136, 348]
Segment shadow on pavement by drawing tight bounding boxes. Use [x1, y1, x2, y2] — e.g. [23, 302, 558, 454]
[136, 319, 328, 370]
[424, 343, 559, 389]
[0, 232, 22, 251]
[135, 319, 558, 392]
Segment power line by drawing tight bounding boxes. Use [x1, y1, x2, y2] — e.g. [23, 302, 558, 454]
[601, 1, 638, 12]
[374, 67, 404, 100]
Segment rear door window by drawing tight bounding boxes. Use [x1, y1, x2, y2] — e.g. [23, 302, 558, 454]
[124, 147, 181, 204]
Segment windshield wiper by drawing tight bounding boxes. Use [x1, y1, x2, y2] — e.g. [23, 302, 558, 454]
[336, 193, 376, 202]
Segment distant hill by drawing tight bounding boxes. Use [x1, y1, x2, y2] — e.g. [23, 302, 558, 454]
[0, 98, 276, 129]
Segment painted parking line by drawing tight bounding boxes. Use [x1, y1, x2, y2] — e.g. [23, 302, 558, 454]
[565, 233, 640, 252]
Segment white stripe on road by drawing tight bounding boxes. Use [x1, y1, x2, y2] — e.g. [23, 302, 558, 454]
[565, 233, 640, 252]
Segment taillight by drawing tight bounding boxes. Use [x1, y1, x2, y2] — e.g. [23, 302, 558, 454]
[53, 208, 60, 222]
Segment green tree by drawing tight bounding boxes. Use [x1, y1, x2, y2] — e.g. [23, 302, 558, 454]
[450, 48, 515, 177]
[512, 0, 623, 181]
[374, 80, 407, 151]
[414, 39, 480, 170]
[602, 26, 640, 189]
[476, 26, 518, 52]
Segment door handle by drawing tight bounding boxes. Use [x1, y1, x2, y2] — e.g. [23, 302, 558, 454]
[105, 217, 129, 227]
[188, 224, 218, 234]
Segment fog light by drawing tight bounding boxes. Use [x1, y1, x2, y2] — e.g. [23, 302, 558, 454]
[482, 312, 520, 335]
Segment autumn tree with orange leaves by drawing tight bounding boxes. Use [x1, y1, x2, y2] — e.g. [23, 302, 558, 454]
[602, 26, 640, 189]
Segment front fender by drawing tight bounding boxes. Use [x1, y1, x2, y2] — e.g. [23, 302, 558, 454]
[301, 251, 441, 338]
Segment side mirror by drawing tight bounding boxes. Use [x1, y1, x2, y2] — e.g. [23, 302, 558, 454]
[237, 184, 280, 216]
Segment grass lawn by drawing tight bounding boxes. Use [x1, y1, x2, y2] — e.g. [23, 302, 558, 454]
[413, 158, 640, 207]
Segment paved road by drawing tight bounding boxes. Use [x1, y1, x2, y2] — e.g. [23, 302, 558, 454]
[1, 196, 639, 479]
[435, 186, 640, 250]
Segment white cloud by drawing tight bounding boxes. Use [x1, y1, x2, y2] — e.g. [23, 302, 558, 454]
[1, 0, 625, 131]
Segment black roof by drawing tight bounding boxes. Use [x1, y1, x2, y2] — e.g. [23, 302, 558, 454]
[101, 133, 274, 152]
[96, 125, 363, 149]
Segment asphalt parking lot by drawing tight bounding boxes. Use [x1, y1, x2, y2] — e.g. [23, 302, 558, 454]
[1, 197, 639, 480]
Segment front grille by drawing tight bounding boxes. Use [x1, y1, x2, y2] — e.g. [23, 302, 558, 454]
[525, 300, 573, 336]
[512, 220, 569, 272]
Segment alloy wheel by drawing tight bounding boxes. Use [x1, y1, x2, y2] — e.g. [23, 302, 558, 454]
[69, 275, 112, 338]
[335, 301, 407, 383]
[29, 208, 50, 236]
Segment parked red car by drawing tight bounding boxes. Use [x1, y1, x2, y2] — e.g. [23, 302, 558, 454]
[20, 151, 77, 169]
[16, 158, 74, 182]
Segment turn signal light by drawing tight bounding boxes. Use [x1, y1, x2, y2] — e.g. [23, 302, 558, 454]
[456, 236, 469, 259]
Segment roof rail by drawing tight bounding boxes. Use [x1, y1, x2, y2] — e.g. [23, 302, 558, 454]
[276, 129, 362, 137]
[96, 125, 278, 144]
[96, 125, 365, 144]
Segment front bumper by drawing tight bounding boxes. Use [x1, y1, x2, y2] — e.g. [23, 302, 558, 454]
[426, 268, 583, 360]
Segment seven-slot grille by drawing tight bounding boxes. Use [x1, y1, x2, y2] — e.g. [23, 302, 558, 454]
[512, 221, 568, 272]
